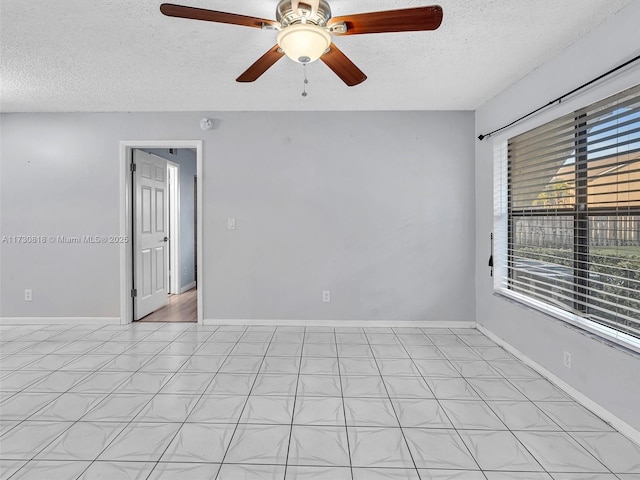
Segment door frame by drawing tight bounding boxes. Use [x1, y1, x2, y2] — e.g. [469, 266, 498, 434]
[166, 160, 180, 295]
[119, 140, 203, 325]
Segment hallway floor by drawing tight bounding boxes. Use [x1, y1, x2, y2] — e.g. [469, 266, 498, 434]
[137, 289, 197, 323]
[0, 323, 639, 479]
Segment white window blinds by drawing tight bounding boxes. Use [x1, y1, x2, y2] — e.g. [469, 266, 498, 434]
[503, 84, 640, 339]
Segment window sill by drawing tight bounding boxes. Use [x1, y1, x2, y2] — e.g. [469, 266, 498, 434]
[493, 288, 640, 355]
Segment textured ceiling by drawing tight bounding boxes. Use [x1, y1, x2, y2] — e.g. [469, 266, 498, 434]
[0, 0, 633, 112]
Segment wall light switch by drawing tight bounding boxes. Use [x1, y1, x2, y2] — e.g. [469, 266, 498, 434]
[227, 218, 236, 230]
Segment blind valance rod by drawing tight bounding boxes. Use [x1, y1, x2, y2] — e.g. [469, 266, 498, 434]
[477, 54, 640, 141]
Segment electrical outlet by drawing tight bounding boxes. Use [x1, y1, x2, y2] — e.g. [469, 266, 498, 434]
[24, 289, 32, 302]
[563, 351, 572, 369]
[322, 290, 331, 303]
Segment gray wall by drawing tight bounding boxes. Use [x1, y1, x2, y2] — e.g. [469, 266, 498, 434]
[475, 2, 640, 430]
[0, 111, 475, 322]
[142, 148, 197, 292]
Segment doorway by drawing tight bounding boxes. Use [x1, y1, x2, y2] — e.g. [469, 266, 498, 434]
[119, 141, 203, 325]
[133, 149, 196, 322]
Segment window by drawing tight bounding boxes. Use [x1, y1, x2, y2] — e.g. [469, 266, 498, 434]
[496, 84, 640, 343]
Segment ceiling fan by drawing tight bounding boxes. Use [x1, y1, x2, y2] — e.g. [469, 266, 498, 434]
[160, 0, 443, 86]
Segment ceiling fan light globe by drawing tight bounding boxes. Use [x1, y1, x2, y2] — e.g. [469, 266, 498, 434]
[277, 23, 331, 63]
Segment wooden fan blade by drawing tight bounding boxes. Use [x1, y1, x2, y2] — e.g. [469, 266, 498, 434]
[236, 45, 285, 82]
[328, 6, 443, 35]
[160, 3, 279, 29]
[320, 43, 367, 87]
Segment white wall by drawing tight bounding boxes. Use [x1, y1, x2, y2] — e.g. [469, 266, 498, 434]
[475, 2, 640, 431]
[0, 110, 475, 323]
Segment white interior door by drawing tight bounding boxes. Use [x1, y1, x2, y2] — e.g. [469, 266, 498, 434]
[134, 149, 168, 320]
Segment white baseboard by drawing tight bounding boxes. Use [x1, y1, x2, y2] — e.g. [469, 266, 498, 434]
[0, 317, 121, 325]
[477, 324, 640, 447]
[203, 319, 476, 328]
[180, 282, 196, 294]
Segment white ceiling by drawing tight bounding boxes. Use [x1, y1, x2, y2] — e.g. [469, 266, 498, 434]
[0, 0, 633, 112]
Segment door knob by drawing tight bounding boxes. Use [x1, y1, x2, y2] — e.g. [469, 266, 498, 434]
[163, 237, 169, 242]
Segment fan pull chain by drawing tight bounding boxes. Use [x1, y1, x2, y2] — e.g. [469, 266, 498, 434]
[301, 63, 309, 97]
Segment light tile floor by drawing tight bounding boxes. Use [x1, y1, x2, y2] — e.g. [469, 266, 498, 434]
[1, 323, 639, 479]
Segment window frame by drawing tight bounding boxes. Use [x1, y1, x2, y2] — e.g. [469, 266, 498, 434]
[492, 82, 640, 354]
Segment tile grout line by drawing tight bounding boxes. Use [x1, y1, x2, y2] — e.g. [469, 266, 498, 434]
[451, 336, 540, 477]
[282, 326, 307, 480]
[2, 324, 158, 477]
[142, 323, 243, 480]
[211, 325, 280, 479]
[334, 327, 355, 480]
[4, 322, 171, 479]
[391, 327, 490, 479]
[0, 324, 109, 396]
[50, 323, 187, 479]
[442, 330, 546, 476]
[142, 324, 260, 478]
[1, 323, 99, 360]
[1, 324, 631, 479]
[0, 324, 171, 438]
[466, 330, 619, 476]
[71, 323, 225, 480]
[362, 327, 422, 479]
[449, 329, 585, 477]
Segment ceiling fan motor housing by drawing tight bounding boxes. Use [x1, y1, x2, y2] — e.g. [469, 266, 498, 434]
[276, 0, 332, 27]
[276, 0, 332, 64]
